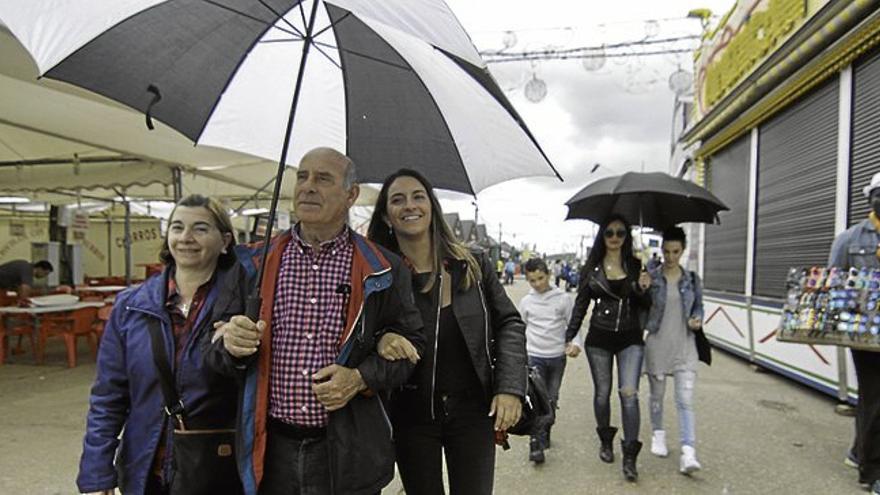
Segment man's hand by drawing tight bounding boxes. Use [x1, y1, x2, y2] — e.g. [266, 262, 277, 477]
[377, 332, 421, 364]
[489, 393, 522, 431]
[565, 342, 581, 358]
[312, 364, 367, 411]
[215, 315, 265, 358]
[18, 284, 33, 299]
[687, 316, 702, 330]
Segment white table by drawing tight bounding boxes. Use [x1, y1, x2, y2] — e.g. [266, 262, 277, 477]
[75, 285, 128, 293]
[0, 302, 106, 314]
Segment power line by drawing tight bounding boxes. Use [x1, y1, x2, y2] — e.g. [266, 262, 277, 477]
[480, 34, 699, 63]
[470, 15, 716, 34]
[484, 47, 694, 64]
[481, 34, 700, 57]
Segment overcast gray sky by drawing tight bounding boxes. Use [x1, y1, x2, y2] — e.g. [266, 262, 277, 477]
[441, 0, 735, 255]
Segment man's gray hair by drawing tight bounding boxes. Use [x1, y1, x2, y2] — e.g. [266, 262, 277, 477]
[343, 158, 358, 190]
[300, 147, 357, 190]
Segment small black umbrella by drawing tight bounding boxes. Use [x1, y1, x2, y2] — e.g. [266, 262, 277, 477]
[565, 171, 728, 229]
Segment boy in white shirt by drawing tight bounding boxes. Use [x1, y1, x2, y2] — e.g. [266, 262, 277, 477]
[520, 258, 583, 463]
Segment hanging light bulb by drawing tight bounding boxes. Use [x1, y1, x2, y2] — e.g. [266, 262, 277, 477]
[668, 68, 694, 96]
[581, 45, 606, 71]
[644, 20, 660, 38]
[501, 30, 517, 50]
[524, 75, 547, 103]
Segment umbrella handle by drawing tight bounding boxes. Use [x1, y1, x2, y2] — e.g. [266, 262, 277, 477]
[246, 295, 262, 322]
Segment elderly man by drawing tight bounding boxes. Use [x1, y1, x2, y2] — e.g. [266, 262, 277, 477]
[829, 171, 880, 494]
[209, 148, 424, 495]
[0, 259, 52, 298]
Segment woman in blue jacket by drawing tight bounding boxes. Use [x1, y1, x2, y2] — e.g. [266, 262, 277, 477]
[77, 195, 246, 495]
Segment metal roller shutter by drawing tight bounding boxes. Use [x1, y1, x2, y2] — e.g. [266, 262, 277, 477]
[704, 135, 750, 294]
[754, 78, 839, 299]
[851, 46, 880, 224]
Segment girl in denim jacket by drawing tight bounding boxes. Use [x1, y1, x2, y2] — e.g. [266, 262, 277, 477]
[644, 227, 704, 475]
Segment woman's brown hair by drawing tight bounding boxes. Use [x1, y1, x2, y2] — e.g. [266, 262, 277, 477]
[367, 169, 481, 292]
[159, 194, 237, 269]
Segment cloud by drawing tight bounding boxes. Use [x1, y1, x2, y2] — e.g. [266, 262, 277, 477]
[438, 0, 737, 255]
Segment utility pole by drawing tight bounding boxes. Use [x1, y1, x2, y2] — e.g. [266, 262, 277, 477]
[580, 235, 585, 262]
[498, 222, 503, 244]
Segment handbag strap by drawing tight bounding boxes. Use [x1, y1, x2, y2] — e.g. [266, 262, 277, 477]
[146, 318, 186, 428]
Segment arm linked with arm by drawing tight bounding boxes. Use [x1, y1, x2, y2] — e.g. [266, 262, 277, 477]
[357, 262, 425, 392]
[202, 265, 259, 377]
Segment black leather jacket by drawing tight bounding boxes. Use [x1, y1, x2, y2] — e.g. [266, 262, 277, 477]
[393, 249, 528, 421]
[565, 258, 651, 342]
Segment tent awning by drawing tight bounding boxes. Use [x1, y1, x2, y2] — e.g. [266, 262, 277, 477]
[0, 27, 377, 207]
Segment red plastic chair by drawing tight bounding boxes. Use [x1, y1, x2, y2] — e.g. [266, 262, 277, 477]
[91, 305, 113, 351]
[37, 306, 100, 367]
[0, 315, 36, 365]
[0, 292, 36, 365]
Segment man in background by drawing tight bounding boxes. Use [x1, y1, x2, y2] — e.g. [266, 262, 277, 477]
[829, 171, 880, 494]
[0, 259, 53, 298]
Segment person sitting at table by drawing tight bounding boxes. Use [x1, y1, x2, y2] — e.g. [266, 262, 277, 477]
[76, 194, 247, 495]
[0, 259, 53, 298]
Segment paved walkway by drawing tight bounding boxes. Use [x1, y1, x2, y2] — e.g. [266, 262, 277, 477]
[0, 277, 865, 494]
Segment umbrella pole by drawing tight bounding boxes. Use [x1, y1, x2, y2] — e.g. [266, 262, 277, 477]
[246, 0, 321, 320]
[638, 203, 646, 270]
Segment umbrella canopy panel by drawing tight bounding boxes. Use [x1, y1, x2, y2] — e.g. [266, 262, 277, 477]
[0, 0, 559, 194]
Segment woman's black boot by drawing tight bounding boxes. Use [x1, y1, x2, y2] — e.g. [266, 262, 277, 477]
[621, 440, 642, 482]
[596, 426, 618, 463]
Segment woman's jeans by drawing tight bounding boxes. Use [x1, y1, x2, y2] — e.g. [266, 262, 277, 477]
[394, 394, 495, 494]
[648, 370, 697, 447]
[585, 344, 643, 442]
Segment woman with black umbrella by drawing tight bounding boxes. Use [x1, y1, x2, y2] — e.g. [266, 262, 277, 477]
[564, 213, 651, 482]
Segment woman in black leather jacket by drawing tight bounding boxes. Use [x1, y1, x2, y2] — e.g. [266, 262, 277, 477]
[565, 213, 651, 482]
[367, 169, 527, 495]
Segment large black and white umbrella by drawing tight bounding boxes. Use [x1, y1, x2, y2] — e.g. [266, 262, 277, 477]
[0, 1, 559, 194]
[1, 0, 561, 312]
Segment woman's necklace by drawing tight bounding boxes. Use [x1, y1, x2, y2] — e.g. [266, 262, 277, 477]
[177, 300, 191, 317]
[605, 258, 620, 272]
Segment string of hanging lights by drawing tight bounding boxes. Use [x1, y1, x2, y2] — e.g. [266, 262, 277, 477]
[480, 17, 707, 102]
[480, 34, 701, 62]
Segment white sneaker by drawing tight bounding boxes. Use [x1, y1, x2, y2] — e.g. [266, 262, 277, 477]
[650, 430, 668, 457]
[680, 445, 702, 474]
